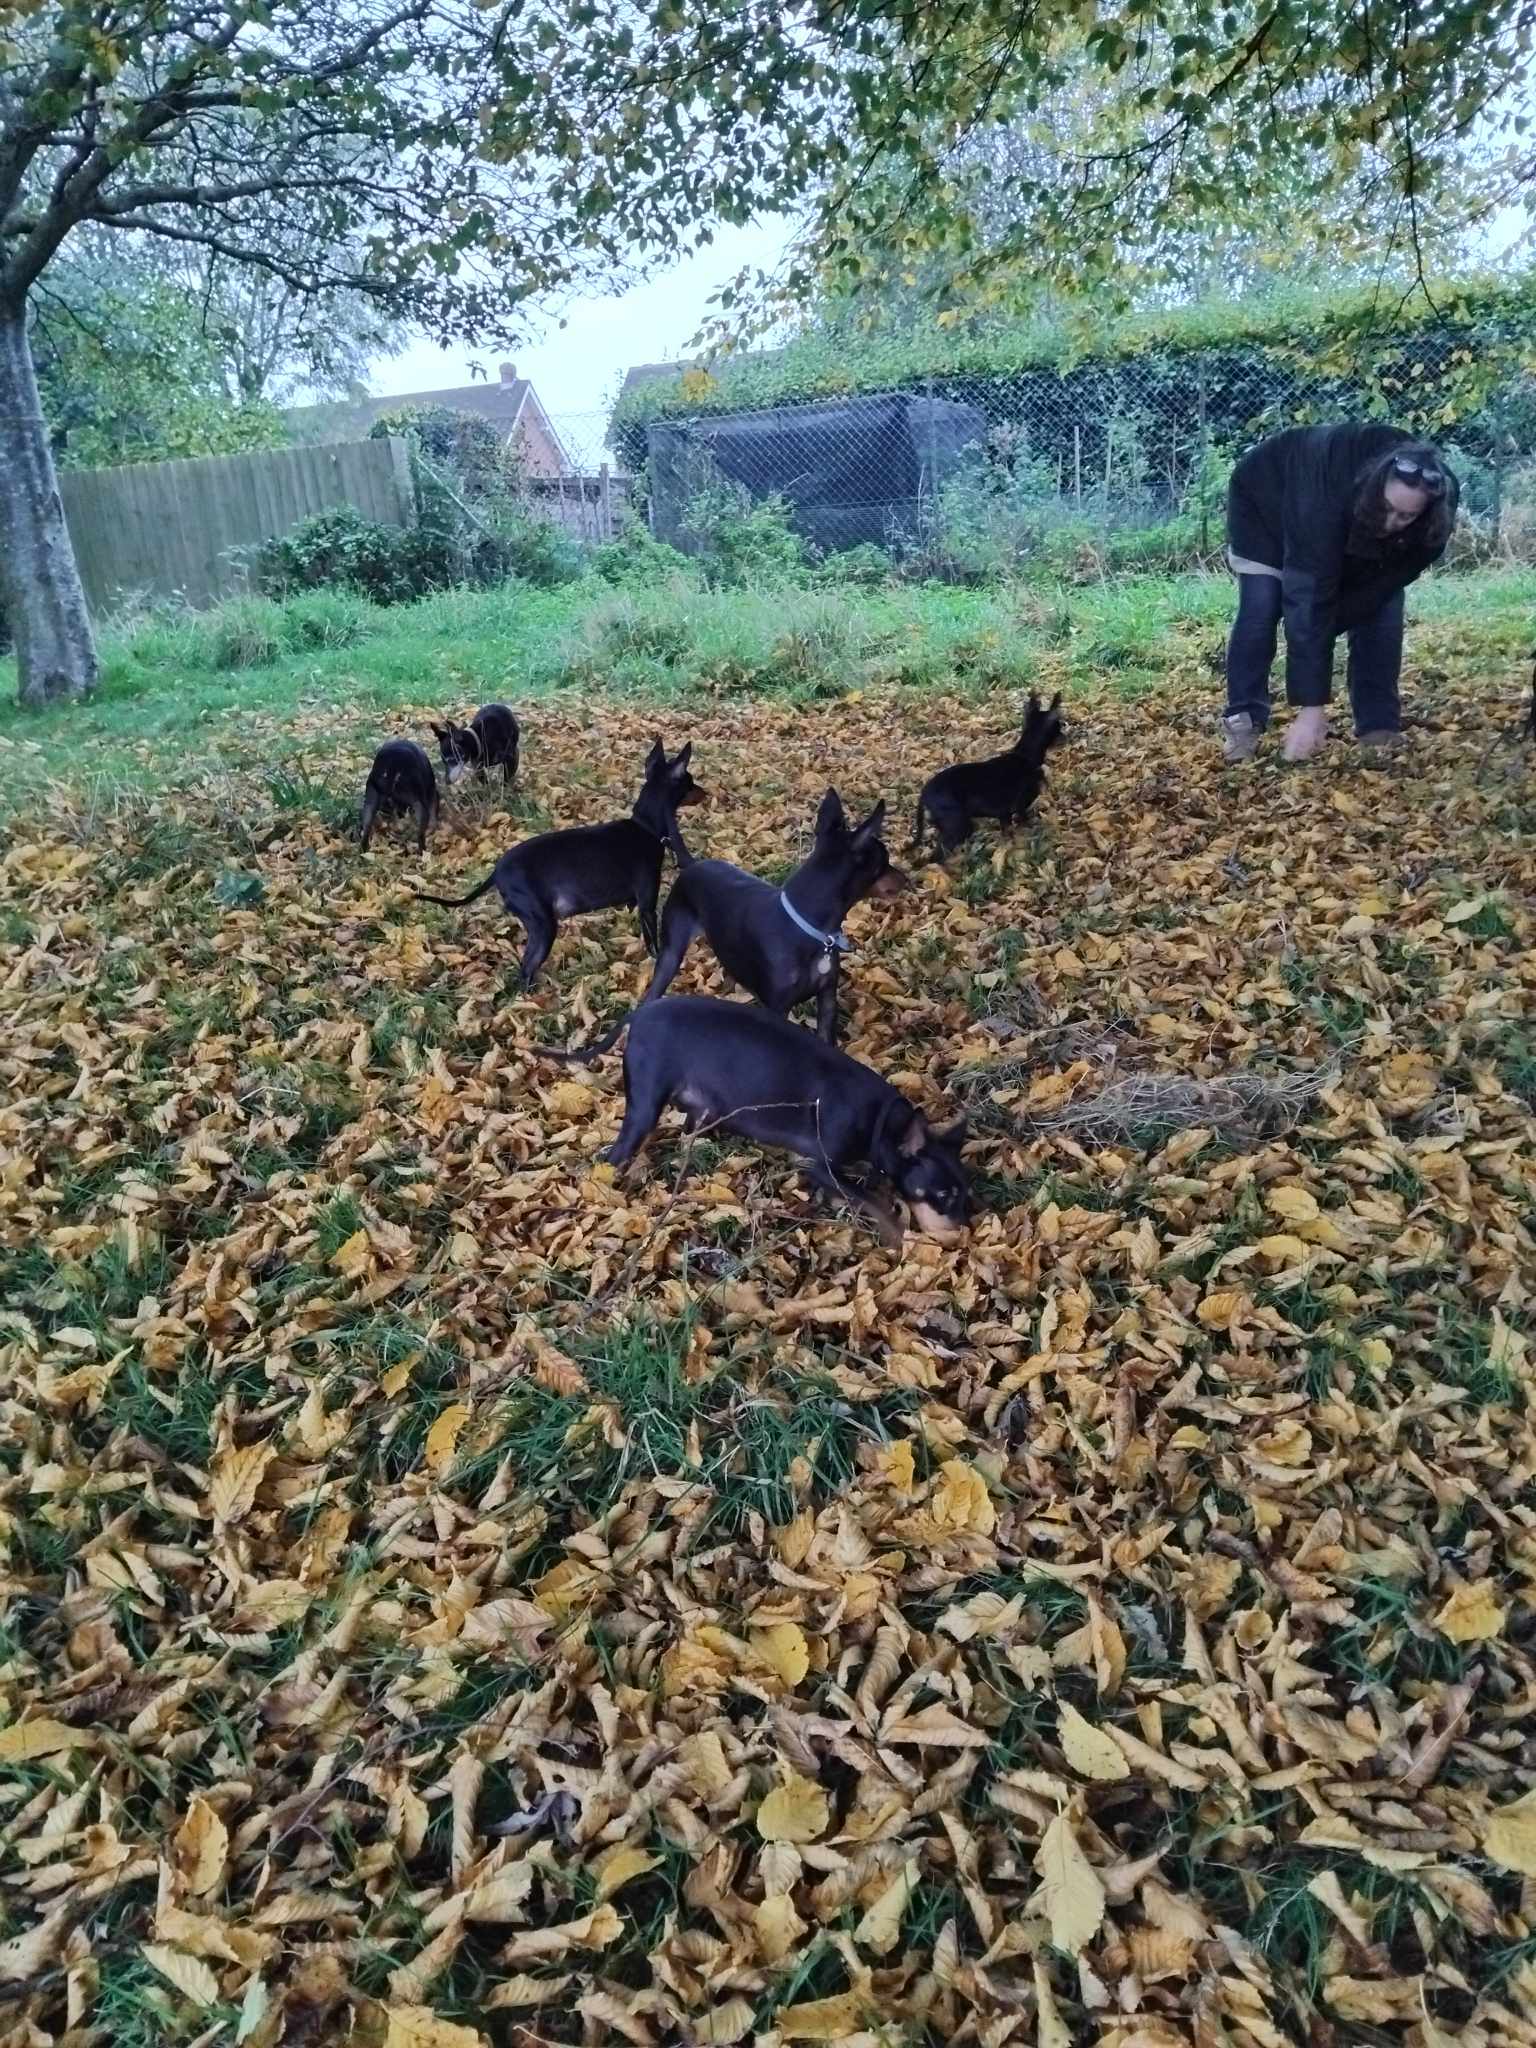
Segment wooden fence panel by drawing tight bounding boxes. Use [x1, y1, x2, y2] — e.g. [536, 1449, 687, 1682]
[58, 436, 414, 616]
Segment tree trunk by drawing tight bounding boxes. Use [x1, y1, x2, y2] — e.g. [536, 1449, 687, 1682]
[0, 300, 99, 709]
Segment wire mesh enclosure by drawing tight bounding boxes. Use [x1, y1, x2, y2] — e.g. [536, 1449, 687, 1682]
[623, 318, 1536, 575]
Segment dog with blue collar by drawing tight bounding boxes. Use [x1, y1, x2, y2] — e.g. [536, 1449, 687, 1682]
[547, 787, 910, 1061]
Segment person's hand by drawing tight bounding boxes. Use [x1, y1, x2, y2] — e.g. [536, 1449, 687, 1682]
[1283, 707, 1328, 762]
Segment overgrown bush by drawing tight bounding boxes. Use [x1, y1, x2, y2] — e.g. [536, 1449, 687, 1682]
[257, 506, 457, 606]
[368, 406, 511, 500]
[591, 515, 695, 586]
[682, 482, 807, 588]
[812, 544, 894, 588]
[480, 502, 586, 589]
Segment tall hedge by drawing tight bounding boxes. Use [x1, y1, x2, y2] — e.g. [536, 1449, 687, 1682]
[608, 274, 1536, 481]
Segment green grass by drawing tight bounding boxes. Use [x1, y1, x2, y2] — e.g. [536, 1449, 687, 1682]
[7, 561, 1531, 805]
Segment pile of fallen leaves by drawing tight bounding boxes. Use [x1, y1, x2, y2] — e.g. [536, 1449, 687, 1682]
[0, 651, 1534, 2048]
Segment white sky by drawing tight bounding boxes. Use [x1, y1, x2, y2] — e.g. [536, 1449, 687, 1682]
[367, 219, 791, 433]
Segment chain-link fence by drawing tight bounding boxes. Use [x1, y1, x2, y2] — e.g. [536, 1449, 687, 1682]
[617, 322, 1536, 577]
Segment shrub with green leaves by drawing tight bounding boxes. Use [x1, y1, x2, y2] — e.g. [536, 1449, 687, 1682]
[682, 482, 807, 588]
[257, 506, 458, 606]
[590, 515, 695, 587]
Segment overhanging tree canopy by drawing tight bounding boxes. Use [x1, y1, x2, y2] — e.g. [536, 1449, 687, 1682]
[0, 0, 660, 707]
[4, 0, 1530, 708]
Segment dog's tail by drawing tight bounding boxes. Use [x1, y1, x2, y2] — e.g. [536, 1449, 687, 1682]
[540, 1013, 633, 1065]
[413, 871, 497, 909]
[906, 796, 927, 858]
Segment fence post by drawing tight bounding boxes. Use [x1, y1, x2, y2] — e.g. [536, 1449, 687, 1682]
[925, 375, 940, 552]
[1197, 358, 1210, 557]
[387, 434, 416, 528]
[600, 462, 613, 540]
[1492, 435, 1504, 548]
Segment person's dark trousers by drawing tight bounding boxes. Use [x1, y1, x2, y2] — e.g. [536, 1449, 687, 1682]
[1225, 573, 1282, 729]
[1344, 589, 1404, 735]
[1227, 577, 1405, 735]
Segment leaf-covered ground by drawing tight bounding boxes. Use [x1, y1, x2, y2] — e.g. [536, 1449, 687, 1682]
[1, 635, 1535, 2047]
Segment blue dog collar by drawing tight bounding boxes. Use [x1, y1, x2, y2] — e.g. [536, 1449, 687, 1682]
[779, 889, 851, 954]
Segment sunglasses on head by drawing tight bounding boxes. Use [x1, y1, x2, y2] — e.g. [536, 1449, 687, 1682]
[1391, 454, 1445, 491]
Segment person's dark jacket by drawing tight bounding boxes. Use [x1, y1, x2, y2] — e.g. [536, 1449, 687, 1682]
[1227, 423, 1459, 703]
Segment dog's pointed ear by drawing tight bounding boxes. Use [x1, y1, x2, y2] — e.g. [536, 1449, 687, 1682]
[645, 737, 666, 773]
[670, 742, 693, 771]
[1048, 690, 1063, 713]
[852, 798, 887, 844]
[816, 788, 848, 837]
[899, 1109, 930, 1156]
[430, 722, 448, 741]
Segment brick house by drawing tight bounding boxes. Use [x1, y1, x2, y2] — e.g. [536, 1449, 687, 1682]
[286, 363, 572, 477]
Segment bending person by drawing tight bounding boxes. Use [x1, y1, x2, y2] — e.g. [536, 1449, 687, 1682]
[1221, 423, 1458, 764]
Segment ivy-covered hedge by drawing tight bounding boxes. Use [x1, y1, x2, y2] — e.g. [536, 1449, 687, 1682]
[609, 273, 1536, 479]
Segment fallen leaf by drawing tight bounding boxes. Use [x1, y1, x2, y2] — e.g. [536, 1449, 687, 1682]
[1432, 1580, 1505, 1643]
[141, 1943, 220, 2008]
[173, 1796, 228, 1897]
[384, 2008, 488, 2048]
[1033, 1809, 1105, 1955]
[757, 1768, 830, 1844]
[1057, 1701, 1132, 1782]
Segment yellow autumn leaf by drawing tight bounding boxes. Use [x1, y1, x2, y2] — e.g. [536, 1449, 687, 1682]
[1433, 1580, 1505, 1644]
[750, 1621, 810, 1688]
[173, 1796, 228, 1897]
[777, 1991, 866, 2040]
[424, 1402, 469, 1476]
[1196, 1288, 1246, 1330]
[755, 1892, 806, 1963]
[878, 1439, 916, 1490]
[756, 1767, 830, 1844]
[207, 1440, 274, 1525]
[1033, 1810, 1105, 1955]
[546, 1080, 594, 1120]
[927, 1457, 996, 1535]
[0, 1717, 94, 1764]
[384, 2008, 488, 2048]
[1266, 1184, 1321, 1224]
[496, 1904, 622, 1965]
[1358, 1336, 1393, 1370]
[593, 1845, 658, 1900]
[1056, 1700, 1131, 1782]
[1485, 1789, 1536, 1875]
[141, 1943, 220, 2008]
[330, 1225, 374, 1278]
[853, 1857, 919, 1955]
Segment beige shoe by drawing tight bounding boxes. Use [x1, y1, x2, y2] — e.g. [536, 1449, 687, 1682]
[1222, 713, 1260, 763]
[1283, 707, 1329, 762]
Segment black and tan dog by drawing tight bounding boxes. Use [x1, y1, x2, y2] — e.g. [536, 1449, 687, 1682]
[432, 703, 519, 786]
[551, 788, 908, 1055]
[601, 995, 972, 1247]
[360, 739, 439, 853]
[909, 691, 1064, 859]
[414, 740, 703, 986]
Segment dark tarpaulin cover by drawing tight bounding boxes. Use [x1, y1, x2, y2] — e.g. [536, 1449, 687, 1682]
[647, 393, 988, 554]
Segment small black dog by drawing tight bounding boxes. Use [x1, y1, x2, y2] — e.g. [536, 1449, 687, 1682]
[360, 739, 439, 853]
[432, 703, 519, 787]
[552, 789, 908, 1058]
[603, 995, 971, 1246]
[909, 691, 1064, 859]
[413, 740, 703, 986]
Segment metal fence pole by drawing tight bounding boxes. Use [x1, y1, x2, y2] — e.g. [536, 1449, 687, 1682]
[1197, 359, 1210, 558]
[925, 375, 940, 553]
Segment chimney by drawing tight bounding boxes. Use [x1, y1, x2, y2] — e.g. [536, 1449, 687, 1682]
[499, 361, 517, 384]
